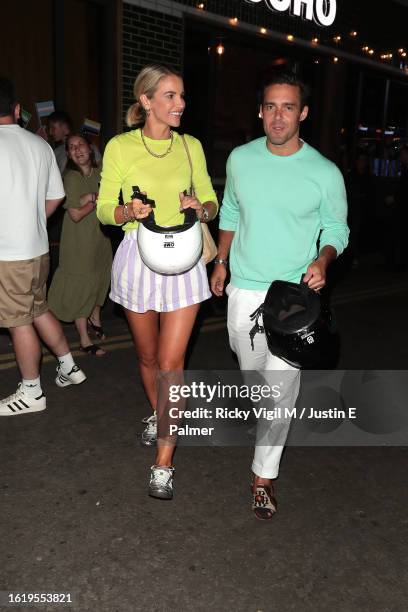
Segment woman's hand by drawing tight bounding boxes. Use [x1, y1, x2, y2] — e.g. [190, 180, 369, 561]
[179, 191, 205, 219]
[79, 192, 96, 208]
[126, 191, 153, 221]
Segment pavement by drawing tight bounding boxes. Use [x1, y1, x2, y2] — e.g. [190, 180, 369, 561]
[1, 253, 408, 612]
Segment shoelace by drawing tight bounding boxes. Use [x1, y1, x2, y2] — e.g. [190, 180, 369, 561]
[142, 414, 157, 435]
[1, 384, 42, 405]
[2, 387, 22, 403]
[57, 364, 80, 375]
[151, 468, 173, 488]
[144, 423, 157, 437]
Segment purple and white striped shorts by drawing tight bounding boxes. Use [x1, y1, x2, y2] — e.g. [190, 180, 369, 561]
[109, 230, 211, 313]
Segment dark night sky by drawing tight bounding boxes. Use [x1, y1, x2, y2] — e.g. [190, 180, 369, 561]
[340, 0, 408, 48]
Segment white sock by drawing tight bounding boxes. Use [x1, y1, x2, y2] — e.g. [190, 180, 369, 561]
[58, 352, 75, 373]
[22, 377, 42, 398]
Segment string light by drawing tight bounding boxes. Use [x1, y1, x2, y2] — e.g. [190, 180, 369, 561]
[216, 42, 225, 56]
[197, 13, 406, 73]
[196, 2, 204, 8]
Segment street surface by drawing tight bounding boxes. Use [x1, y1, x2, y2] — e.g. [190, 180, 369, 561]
[1, 255, 407, 611]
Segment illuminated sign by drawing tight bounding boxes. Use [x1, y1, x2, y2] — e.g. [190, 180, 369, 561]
[244, 0, 337, 27]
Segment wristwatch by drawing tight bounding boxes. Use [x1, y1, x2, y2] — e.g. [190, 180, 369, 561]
[201, 206, 209, 222]
[214, 258, 228, 266]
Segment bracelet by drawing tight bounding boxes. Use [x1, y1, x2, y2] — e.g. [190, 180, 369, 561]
[201, 206, 210, 222]
[123, 204, 130, 223]
[214, 258, 228, 266]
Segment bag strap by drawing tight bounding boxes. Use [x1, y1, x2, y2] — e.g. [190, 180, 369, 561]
[249, 305, 265, 351]
[180, 134, 194, 196]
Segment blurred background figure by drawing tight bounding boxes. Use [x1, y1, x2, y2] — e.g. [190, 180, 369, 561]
[394, 145, 408, 272]
[345, 151, 372, 269]
[48, 110, 73, 174]
[38, 110, 101, 175]
[48, 133, 112, 356]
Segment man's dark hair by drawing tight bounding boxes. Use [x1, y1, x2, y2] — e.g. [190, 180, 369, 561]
[48, 110, 73, 129]
[0, 77, 16, 118]
[261, 71, 310, 110]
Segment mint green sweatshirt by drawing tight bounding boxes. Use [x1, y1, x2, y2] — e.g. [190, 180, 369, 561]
[219, 138, 349, 290]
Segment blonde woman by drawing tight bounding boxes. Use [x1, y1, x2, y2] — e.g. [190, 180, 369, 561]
[97, 64, 218, 499]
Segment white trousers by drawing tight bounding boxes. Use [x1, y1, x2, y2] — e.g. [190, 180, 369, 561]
[226, 285, 300, 479]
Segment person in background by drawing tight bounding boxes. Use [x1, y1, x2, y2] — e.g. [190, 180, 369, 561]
[345, 151, 372, 268]
[48, 133, 112, 356]
[97, 64, 218, 500]
[38, 110, 101, 175]
[47, 110, 73, 174]
[394, 145, 408, 271]
[0, 77, 86, 416]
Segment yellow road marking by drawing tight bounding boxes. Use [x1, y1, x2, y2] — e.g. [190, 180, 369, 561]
[0, 321, 228, 371]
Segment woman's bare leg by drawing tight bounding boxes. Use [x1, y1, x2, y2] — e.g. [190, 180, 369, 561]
[155, 303, 200, 467]
[124, 308, 159, 411]
[75, 317, 106, 355]
[89, 305, 102, 327]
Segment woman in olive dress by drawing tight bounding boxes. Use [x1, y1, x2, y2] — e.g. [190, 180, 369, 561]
[48, 133, 112, 355]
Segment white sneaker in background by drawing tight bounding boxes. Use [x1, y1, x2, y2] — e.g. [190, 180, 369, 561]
[55, 364, 86, 388]
[0, 383, 46, 416]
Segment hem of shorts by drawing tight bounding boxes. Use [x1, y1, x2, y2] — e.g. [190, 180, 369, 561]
[0, 305, 49, 328]
[109, 292, 211, 313]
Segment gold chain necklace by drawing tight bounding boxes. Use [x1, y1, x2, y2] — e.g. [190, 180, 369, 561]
[140, 129, 174, 158]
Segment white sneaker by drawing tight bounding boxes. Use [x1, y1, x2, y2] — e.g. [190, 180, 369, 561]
[55, 364, 86, 388]
[141, 413, 157, 446]
[148, 465, 174, 500]
[0, 383, 46, 416]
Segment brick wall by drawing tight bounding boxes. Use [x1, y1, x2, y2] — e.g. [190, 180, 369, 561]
[122, 3, 183, 122]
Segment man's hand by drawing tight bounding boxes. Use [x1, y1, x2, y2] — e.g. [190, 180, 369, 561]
[303, 245, 337, 291]
[302, 259, 327, 291]
[210, 264, 227, 297]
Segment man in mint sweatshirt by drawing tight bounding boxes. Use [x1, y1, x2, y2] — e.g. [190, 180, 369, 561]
[211, 71, 349, 520]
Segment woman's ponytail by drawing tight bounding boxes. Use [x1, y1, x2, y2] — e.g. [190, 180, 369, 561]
[126, 101, 144, 127]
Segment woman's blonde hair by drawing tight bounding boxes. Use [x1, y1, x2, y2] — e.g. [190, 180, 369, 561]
[126, 64, 181, 127]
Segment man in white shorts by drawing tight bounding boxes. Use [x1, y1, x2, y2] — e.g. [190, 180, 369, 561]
[0, 77, 86, 416]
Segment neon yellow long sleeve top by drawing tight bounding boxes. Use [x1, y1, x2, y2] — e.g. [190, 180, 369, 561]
[97, 129, 218, 230]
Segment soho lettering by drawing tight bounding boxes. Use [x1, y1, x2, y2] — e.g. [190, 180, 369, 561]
[244, 0, 337, 27]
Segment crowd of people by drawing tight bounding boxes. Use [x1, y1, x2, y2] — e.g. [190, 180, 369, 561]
[0, 65, 349, 520]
